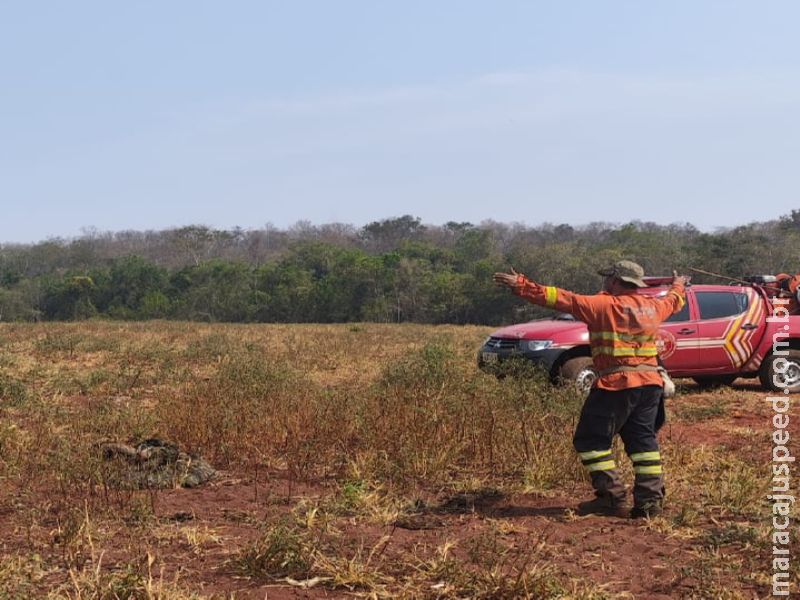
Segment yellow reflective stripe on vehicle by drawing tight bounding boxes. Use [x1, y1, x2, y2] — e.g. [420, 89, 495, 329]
[590, 332, 655, 343]
[591, 346, 660, 357]
[578, 449, 612, 461]
[585, 460, 616, 472]
[630, 451, 661, 462]
[634, 465, 663, 475]
[544, 286, 558, 308]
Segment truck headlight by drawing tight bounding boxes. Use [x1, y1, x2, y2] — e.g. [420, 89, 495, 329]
[521, 340, 553, 352]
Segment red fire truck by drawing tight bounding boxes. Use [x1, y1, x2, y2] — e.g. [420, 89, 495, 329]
[478, 276, 800, 395]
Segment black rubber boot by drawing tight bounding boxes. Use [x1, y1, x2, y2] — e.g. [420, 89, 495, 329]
[631, 475, 665, 518]
[577, 491, 630, 518]
[578, 471, 630, 517]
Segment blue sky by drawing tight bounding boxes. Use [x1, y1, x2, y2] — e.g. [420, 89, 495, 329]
[1, 1, 798, 244]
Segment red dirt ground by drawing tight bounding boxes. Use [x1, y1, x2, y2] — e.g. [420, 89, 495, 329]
[1, 379, 796, 599]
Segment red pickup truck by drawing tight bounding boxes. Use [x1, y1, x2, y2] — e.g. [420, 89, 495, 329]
[478, 277, 800, 395]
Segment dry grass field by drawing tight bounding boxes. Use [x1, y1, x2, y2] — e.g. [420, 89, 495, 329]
[0, 321, 796, 599]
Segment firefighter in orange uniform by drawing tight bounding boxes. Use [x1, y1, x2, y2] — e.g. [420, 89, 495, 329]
[773, 273, 800, 315]
[494, 260, 686, 518]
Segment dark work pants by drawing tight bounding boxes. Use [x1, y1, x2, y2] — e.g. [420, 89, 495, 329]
[573, 385, 665, 508]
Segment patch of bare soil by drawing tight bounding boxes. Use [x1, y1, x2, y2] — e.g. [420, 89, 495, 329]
[0, 381, 794, 599]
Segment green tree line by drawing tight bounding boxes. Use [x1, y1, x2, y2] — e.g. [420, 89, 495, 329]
[1, 213, 799, 324]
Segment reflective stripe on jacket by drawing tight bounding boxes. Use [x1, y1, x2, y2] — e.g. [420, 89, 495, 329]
[512, 278, 685, 391]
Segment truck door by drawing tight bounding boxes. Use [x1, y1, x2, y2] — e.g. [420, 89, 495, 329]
[691, 288, 767, 373]
[655, 290, 700, 373]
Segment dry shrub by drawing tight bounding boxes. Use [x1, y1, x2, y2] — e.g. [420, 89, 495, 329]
[336, 341, 586, 489]
[140, 332, 587, 495]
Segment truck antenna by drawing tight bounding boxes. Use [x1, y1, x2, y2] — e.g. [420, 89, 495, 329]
[685, 267, 751, 285]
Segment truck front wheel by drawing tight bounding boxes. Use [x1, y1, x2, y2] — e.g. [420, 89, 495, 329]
[759, 350, 800, 393]
[559, 357, 596, 397]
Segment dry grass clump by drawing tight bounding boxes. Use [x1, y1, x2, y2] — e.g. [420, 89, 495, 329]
[232, 513, 607, 600]
[133, 327, 586, 493]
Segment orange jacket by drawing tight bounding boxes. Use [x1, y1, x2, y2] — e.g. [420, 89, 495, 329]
[512, 276, 686, 390]
[774, 274, 800, 315]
